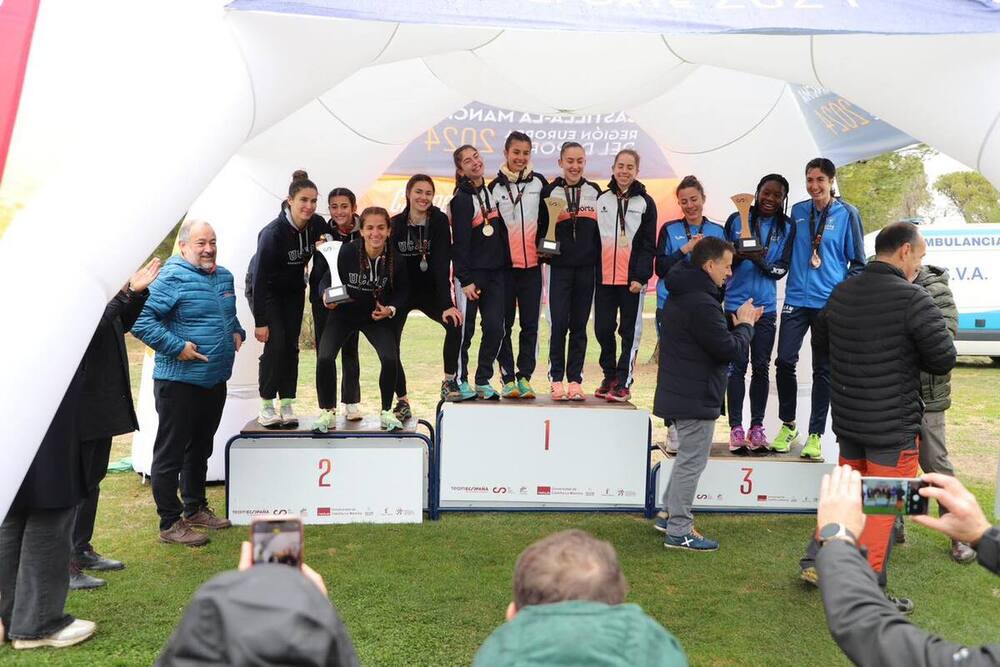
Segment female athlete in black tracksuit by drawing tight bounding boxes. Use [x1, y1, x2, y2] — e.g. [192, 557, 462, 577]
[310, 187, 363, 420]
[389, 174, 471, 421]
[313, 207, 409, 432]
[252, 177, 328, 428]
[450, 144, 511, 400]
[538, 141, 602, 402]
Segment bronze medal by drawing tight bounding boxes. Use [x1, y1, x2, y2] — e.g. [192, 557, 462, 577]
[483, 223, 494, 237]
[810, 249, 822, 269]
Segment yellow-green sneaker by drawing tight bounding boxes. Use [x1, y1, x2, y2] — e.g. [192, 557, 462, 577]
[770, 424, 799, 453]
[380, 410, 403, 432]
[311, 409, 336, 434]
[501, 381, 520, 399]
[801, 433, 823, 461]
[516, 378, 536, 399]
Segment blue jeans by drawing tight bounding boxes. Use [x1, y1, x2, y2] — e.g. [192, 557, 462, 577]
[775, 305, 831, 435]
[726, 311, 777, 428]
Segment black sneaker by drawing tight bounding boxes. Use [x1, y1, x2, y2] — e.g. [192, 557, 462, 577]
[75, 549, 125, 572]
[393, 399, 412, 422]
[887, 593, 915, 615]
[69, 561, 106, 590]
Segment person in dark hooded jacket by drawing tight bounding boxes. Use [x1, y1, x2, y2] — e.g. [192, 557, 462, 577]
[156, 544, 359, 667]
[653, 237, 761, 551]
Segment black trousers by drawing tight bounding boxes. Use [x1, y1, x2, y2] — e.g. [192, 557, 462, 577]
[594, 284, 643, 387]
[317, 314, 398, 411]
[548, 265, 595, 383]
[259, 290, 305, 400]
[72, 436, 113, 554]
[312, 301, 361, 404]
[456, 269, 506, 386]
[392, 294, 462, 397]
[775, 305, 831, 435]
[498, 266, 542, 383]
[151, 380, 227, 531]
[726, 311, 777, 428]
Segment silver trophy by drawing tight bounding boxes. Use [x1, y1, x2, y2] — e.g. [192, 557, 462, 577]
[316, 240, 351, 305]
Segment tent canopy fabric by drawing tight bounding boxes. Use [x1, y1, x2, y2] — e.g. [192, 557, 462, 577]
[2, 0, 1000, 517]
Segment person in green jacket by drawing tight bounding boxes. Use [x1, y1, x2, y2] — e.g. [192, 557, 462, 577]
[473, 529, 688, 667]
[914, 264, 976, 564]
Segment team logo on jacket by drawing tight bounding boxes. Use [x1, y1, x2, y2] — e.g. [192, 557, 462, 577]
[287, 248, 309, 262]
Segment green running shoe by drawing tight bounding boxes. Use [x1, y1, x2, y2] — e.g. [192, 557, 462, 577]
[770, 424, 800, 453]
[501, 381, 520, 399]
[516, 378, 536, 399]
[380, 410, 404, 432]
[801, 433, 824, 461]
[442, 378, 477, 402]
[477, 383, 501, 401]
[311, 410, 336, 433]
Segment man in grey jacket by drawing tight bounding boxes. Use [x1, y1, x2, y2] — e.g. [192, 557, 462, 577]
[815, 465, 999, 667]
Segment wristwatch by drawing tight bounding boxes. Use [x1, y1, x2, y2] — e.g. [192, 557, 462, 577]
[818, 523, 857, 546]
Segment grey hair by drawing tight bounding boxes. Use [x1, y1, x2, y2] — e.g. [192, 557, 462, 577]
[178, 218, 212, 243]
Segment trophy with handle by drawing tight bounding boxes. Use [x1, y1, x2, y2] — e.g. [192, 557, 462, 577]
[316, 240, 351, 305]
[538, 197, 566, 256]
[730, 193, 763, 258]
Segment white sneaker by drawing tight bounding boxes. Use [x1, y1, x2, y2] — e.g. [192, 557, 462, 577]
[279, 401, 298, 428]
[258, 404, 280, 428]
[13, 619, 96, 650]
[344, 403, 363, 421]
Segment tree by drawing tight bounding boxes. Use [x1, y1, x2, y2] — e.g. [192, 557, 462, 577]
[836, 150, 930, 234]
[934, 171, 1000, 224]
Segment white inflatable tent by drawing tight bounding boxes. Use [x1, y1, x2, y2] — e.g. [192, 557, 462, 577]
[2, 0, 1000, 518]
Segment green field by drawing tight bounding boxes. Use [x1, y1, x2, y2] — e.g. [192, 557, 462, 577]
[3, 314, 997, 666]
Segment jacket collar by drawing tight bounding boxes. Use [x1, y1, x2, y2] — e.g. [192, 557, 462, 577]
[607, 179, 646, 198]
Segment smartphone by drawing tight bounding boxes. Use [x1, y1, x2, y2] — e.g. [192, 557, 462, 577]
[860, 477, 929, 515]
[250, 517, 303, 567]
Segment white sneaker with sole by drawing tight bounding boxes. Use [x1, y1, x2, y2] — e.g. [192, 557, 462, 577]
[13, 619, 96, 650]
[344, 403, 363, 421]
[257, 404, 281, 428]
[279, 401, 298, 428]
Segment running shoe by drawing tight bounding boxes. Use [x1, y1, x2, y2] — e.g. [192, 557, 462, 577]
[653, 511, 669, 534]
[393, 399, 412, 422]
[311, 410, 336, 433]
[456, 381, 479, 401]
[279, 399, 298, 428]
[344, 403, 363, 421]
[517, 378, 536, 399]
[801, 433, 824, 461]
[747, 424, 769, 451]
[567, 382, 585, 401]
[380, 410, 403, 432]
[442, 378, 477, 402]
[606, 385, 631, 403]
[664, 529, 719, 552]
[501, 381, 520, 399]
[551, 381, 567, 401]
[770, 423, 800, 453]
[477, 383, 501, 401]
[257, 402, 281, 428]
[729, 425, 747, 453]
[594, 377, 616, 399]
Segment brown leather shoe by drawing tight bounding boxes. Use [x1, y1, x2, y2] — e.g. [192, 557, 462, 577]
[185, 506, 232, 530]
[159, 519, 209, 547]
[950, 540, 977, 564]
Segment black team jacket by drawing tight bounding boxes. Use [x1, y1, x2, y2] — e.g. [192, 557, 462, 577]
[390, 205, 453, 311]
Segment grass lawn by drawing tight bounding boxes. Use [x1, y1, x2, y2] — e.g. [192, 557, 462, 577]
[3, 313, 997, 666]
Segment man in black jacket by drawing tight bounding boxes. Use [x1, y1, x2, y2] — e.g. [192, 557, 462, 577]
[69, 259, 160, 590]
[815, 465, 999, 667]
[653, 237, 762, 551]
[801, 222, 956, 599]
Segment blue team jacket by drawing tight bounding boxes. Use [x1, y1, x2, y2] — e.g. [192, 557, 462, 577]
[723, 212, 791, 314]
[784, 198, 865, 310]
[654, 218, 725, 308]
[132, 256, 245, 388]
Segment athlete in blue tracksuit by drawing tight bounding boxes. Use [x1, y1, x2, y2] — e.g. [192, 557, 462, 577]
[654, 175, 725, 355]
[772, 158, 865, 459]
[722, 174, 793, 453]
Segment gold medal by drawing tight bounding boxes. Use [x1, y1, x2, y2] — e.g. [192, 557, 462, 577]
[810, 249, 822, 269]
[482, 223, 494, 237]
[618, 233, 629, 248]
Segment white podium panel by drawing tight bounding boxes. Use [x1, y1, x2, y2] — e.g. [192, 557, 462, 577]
[227, 436, 424, 525]
[653, 450, 832, 512]
[437, 399, 650, 510]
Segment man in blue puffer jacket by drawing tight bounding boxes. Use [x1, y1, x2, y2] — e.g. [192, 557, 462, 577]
[132, 220, 245, 547]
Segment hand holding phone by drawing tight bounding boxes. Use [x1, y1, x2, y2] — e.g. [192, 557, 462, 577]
[860, 477, 929, 515]
[250, 517, 304, 567]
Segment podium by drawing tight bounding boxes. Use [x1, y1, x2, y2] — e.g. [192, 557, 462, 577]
[225, 416, 435, 525]
[651, 442, 832, 513]
[434, 396, 653, 514]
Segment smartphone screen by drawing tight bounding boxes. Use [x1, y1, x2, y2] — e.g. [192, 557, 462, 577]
[251, 518, 303, 567]
[860, 477, 929, 515]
